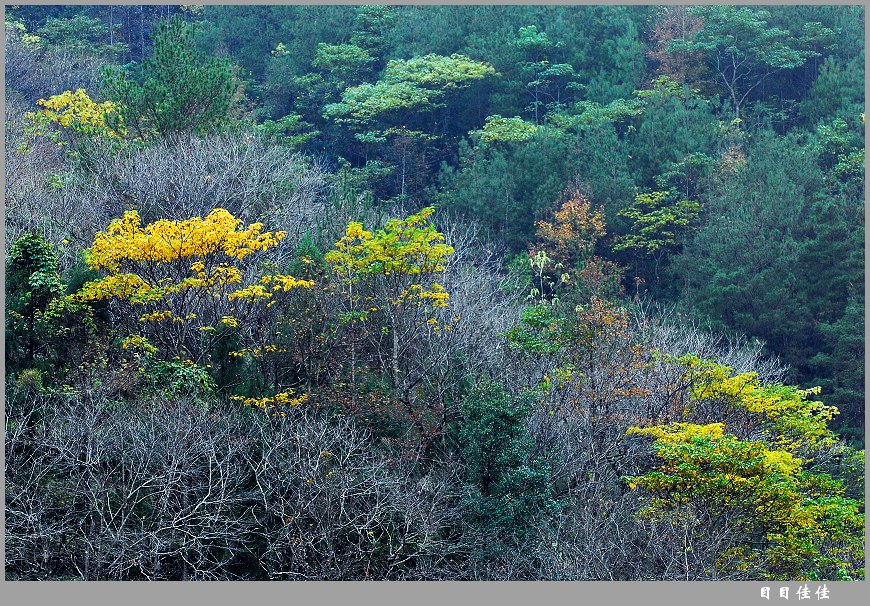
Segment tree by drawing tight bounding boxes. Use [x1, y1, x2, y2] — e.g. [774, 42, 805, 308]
[461, 382, 559, 543]
[799, 55, 865, 128]
[72, 208, 314, 385]
[35, 14, 127, 59]
[619, 353, 866, 581]
[613, 190, 701, 283]
[101, 16, 239, 139]
[674, 129, 863, 435]
[324, 53, 495, 199]
[25, 88, 126, 156]
[526, 190, 616, 301]
[624, 356, 864, 580]
[646, 6, 708, 89]
[509, 25, 582, 124]
[349, 4, 398, 69]
[6, 233, 97, 377]
[534, 191, 606, 270]
[626, 422, 864, 580]
[671, 6, 835, 120]
[440, 126, 581, 251]
[632, 76, 718, 189]
[325, 206, 453, 399]
[323, 206, 457, 459]
[6, 234, 65, 367]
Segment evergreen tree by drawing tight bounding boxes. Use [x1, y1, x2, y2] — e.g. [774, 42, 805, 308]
[101, 15, 239, 139]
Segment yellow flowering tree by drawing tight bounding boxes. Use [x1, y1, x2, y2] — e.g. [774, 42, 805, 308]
[73, 208, 314, 402]
[325, 206, 453, 400]
[625, 422, 864, 580]
[26, 88, 126, 148]
[677, 355, 840, 458]
[624, 356, 864, 580]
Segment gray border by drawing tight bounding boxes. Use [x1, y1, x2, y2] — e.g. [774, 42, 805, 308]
[1, 1, 867, 604]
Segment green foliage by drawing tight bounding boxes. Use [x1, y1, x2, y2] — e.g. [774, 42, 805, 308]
[614, 191, 701, 256]
[674, 130, 863, 434]
[440, 127, 583, 251]
[632, 78, 718, 189]
[505, 303, 565, 354]
[672, 6, 835, 118]
[350, 4, 398, 61]
[101, 16, 239, 139]
[799, 55, 865, 127]
[461, 383, 559, 540]
[255, 113, 319, 150]
[384, 53, 497, 90]
[6, 233, 97, 376]
[142, 356, 217, 405]
[682, 7, 823, 69]
[324, 80, 440, 128]
[312, 43, 374, 85]
[6, 234, 65, 365]
[473, 115, 539, 145]
[626, 421, 864, 580]
[35, 14, 126, 58]
[325, 53, 495, 130]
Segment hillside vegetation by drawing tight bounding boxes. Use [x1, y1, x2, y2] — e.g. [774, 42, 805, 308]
[4, 5, 864, 580]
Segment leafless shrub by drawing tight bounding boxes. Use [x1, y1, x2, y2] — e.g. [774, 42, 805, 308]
[4, 97, 76, 267]
[5, 382, 465, 580]
[6, 27, 111, 104]
[632, 301, 788, 383]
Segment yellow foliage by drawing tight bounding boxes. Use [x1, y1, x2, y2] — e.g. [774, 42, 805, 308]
[73, 208, 312, 364]
[28, 88, 126, 141]
[84, 209, 285, 272]
[679, 355, 839, 456]
[326, 207, 454, 310]
[230, 390, 309, 410]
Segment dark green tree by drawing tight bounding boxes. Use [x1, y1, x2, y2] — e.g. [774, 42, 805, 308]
[5, 234, 97, 377]
[461, 382, 559, 542]
[672, 6, 836, 120]
[6, 234, 64, 368]
[101, 15, 239, 139]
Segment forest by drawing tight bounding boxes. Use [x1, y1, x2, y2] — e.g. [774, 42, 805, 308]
[4, 4, 865, 581]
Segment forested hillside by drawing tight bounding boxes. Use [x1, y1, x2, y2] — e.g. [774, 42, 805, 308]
[4, 5, 865, 581]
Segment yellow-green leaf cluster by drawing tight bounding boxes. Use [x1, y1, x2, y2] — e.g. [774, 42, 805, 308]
[625, 421, 864, 580]
[679, 355, 839, 455]
[325, 206, 454, 308]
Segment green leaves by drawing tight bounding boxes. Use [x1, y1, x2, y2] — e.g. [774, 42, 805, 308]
[101, 16, 238, 140]
[626, 419, 864, 580]
[461, 383, 559, 540]
[324, 80, 441, 127]
[614, 191, 701, 255]
[473, 115, 539, 145]
[505, 303, 565, 354]
[324, 53, 495, 131]
[383, 53, 496, 90]
[6, 233, 96, 374]
[671, 6, 834, 118]
[255, 113, 319, 149]
[312, 43, 374, 85]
